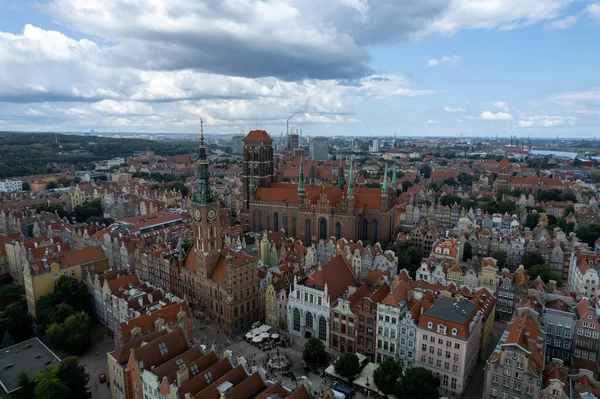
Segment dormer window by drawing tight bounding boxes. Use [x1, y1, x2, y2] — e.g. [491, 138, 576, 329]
[428, 322, 433, 329]
[451, 328, 458, 336]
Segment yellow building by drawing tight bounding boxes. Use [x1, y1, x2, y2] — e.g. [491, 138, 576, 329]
[23, 246, 109, 316]
[478, 257, 499, 294]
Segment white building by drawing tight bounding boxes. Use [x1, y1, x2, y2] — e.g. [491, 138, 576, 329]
[569, 254, 599, 298]
[0, 180, 23, 192]
[369, 139, 380, 153]
[287, 255, 357, 346]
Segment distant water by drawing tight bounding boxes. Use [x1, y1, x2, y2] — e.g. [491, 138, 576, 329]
[529, 150, 578, 159]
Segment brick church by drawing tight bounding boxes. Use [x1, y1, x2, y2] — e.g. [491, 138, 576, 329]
[239, 130, 397, 247]
[184, 120, 260, 333]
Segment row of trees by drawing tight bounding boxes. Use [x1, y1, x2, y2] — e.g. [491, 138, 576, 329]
[0, 285, 34, 348]
[302, 338, 439, 399]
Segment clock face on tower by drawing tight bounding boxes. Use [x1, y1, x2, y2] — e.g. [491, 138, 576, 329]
[194, 208, 202, 221]
[207, 208, 217, 221]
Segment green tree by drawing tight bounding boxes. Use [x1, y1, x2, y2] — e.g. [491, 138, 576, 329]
[16, 371, 35, 399]
[440, 195, 462, 207]
[395, 367, 439, 399]
[527, 265, 562, 287]
[46, 181, 59, 190]
[563, 205, 575, 217]
[420, 164, 432, 179]
[457, 172, 476, 186]
[557, 218, 575, 234]
[1, 332, 14, 349]
[577, 223, 600, 247]
[463, 241, 473, 262]
[53, 276, 90, 312]
[46, 311, 93, 355]
[522, 252, 545, 269]
[35, 367, 70, 399]
[334, 353, 360, 378]
[401, 181, 413, 192]
[56, 356, 90, 398]
[1, 302, 34, 341]
[0, 284, 25, 310]
[428, 182, 439, 191]
[389, 242, 422, 278]
[443, 178, 458, 186]
[491, 250, 508, 268]
[373, 358, 402, 395]
[524, 213, 540, 229]
[22, 182, 31, 191]
[303, 337, 327, 366]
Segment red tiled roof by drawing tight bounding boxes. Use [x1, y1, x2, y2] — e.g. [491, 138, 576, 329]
[211, 249, 255, 283]
[243, 130, 273, 142]
[108, 273, 140, 293]
[306, 255, 357, 301]
[120, 302, 191, 343]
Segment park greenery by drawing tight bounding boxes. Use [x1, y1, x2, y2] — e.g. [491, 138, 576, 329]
[0, 132, 197, 178]
[527, 265, 563, 287]
[36, 276, 94, 355]
[373, 362, 438, 399]
[388, 241, 421, 278]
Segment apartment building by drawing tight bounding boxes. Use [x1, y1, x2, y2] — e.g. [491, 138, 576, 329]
[416, 296, 483, 396]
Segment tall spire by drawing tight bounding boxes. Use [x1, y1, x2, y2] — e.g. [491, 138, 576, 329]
[195, 118, 212, 203]
[337, 156, 345, 188]
[382, 162, 388, 194]
[298, 155, 305, 192]
[347, 158, 354, 198]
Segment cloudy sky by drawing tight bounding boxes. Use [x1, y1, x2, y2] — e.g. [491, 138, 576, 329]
[1, 0, 599, 137]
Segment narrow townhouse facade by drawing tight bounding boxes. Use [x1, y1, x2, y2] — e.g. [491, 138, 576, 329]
[484, 309, 545, 399]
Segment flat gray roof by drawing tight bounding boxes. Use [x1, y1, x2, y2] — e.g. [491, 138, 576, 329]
[0, 338, 61, 393]
[424, 297, 477, 325]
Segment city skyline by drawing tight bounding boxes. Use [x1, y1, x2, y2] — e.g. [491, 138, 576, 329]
[0, 1, 599, 136]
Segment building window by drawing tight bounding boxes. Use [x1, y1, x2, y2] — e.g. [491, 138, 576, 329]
[318, 316, 327, 341]
[490, 388, 497, 397]
[293, 308, 300, 331]
[158, 342, 168, 355]
[442, 375, 448, 387]
[450, 377, 457, 391]
[451, 328, 457, 336]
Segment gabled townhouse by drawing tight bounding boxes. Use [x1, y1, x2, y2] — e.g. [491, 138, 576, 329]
[356, 283, 390, 361]
[287, 255, 358, 346]
[483, 308, 545, 399]
[542, 294, 576, 362]
[573, 298, 600, 374]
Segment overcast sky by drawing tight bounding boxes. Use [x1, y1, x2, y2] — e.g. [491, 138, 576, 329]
[1, 0, 599, 137]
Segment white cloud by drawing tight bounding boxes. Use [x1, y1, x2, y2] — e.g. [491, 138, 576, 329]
[25, 108, 46, 116]
[456, 119, 463, 123]
[480, 111, 513, 120]
[428, 55, 462, 67]
[493, 101, 510, 111]
[585, 4, 600, 21]
[545, 15, 577, 29]
[550, 90, 600, 104]
[91, 100, 153, 115]
[518, 115, 578, 127]
[444, 106, 465, 112]
[427, 119, 439, 124]
[420, 0, 576, 36]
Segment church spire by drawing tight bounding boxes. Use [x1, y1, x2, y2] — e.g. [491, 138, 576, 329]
[382, 162, 388, 194]
[338, 156, 345, 188]
[195, 118, 212, 203]
[348, 158, 354, 198]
